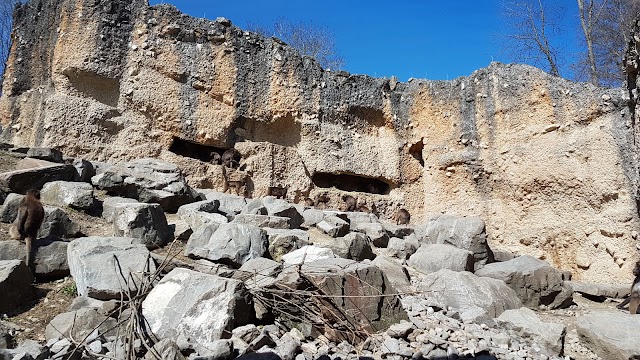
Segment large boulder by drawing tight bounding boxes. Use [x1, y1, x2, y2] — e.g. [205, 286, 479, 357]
[300, 258, 408, 335]
[185, 223, 268, 268]
[233, 214, 291, 229]
[316, 215, 350, 238]
[141, 268, 254, 355]
[67, 237, 156, 300]
[200, 190, 248, 217]
[39, 206, 83, 239]
[322, 232, 375, 261]
[576, 310, 640, 359]
[41, 181, 96, 210]
[265, 228, 309, 262]
[91, 158, 197, 212]
[416, 269, 522, 322]
[263, 198, 304, 229]
[475, 255, 573, 309]
[112, 203, 173, 249]
[371, 256, 411, 293]
[102, 196, 140, 222]
[351, 222, 389, 248]
[0, 193, 24, 223]
[281, 245, 336, 265]
[25, 148, 63, 163]
[0, 160, 77, 193]
[416, 215, 494, 270]
[497, 307, 566, 356]
[0, 239, 69, 279]
[0, 260, 33, 313]
[45, 307, 118, 341]
[407, 243, 474, 273]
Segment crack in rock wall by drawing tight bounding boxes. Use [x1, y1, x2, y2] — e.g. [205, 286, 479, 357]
[1, 0, 639, 283]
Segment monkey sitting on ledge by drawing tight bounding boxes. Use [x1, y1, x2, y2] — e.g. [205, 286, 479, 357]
[9, 189, 45, 273]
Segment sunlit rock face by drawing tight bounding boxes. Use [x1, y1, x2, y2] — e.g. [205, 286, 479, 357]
[2, 0, 638, 283]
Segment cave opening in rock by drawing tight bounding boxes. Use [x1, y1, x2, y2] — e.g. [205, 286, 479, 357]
[169, 137, 227, 163]
[408, 139, 424, 166]
[312, 172, 391, 195]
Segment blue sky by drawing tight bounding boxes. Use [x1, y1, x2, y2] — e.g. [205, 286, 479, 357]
[148, 1, 581, 81]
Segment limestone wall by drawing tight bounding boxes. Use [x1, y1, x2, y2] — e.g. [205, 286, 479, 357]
[1, 0, 638, 283]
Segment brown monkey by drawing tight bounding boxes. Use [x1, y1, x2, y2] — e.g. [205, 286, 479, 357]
[267, 186, 288, 199]
[315, 194, 330, 210]
[9, 189, 45, 272]
[341, 195, 357, 212]
[221, 148, 241, 169]
[618, 261, 640, 314]
[209, 152, 221, 165]
[222, 167, 247, 197]
[395, 208, 410, 225]
[304, 198, 314, 207]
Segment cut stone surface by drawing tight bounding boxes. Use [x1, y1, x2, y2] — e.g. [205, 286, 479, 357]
[141, 268, 254, 355]
[0, 260, 33, 313]
[185, 222, 268, 268]
[576, 310, 640, 360]
[407, 243, 474, 273]
[91, 158, 197, 212]
[416, 269, 522, 322]
[67, 237, 156, 300]
[475, 255, 573, 309]
[113, 202, 173, 249]
[41, 181, 96, 210]
[281, 245, 335, 265]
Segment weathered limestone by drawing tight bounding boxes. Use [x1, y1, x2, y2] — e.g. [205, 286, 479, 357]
[407, 243, 475, 273]
[185, 222, 268, 267]
[416, 269, 522, 322]
[92, 159, 197, 212]
[475, 255, 573, 309]
[576, 311, 640, 359]
[141, 268, 254, 355]
[112, 202, 173, 249]
[0, 260, 33, 313]
[67, 237, 156, 300]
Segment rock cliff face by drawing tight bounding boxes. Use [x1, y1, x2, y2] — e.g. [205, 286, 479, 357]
[1, 0, 639, 283]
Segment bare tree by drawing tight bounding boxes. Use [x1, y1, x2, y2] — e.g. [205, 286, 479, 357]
[248, 18, 345, 70]
[501, 0, 565, 77]
[0, 0, 18, 79]
[575, 0, 640, 87]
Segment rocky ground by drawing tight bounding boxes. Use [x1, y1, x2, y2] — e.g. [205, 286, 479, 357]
[0, 147, 638, 360]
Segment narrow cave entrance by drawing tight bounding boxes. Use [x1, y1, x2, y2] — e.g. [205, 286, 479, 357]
[169, 137, 227, 162]
[312, 172, 391, 195]
[408, 139, 424, 166]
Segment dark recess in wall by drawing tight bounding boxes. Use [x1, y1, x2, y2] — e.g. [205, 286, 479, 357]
[408, 139, 424, 166]
[312, 172, 390, 195]
[169, 137, 227, 162]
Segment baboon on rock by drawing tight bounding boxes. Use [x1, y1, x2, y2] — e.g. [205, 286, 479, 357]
[618, 260, 640, 314]
[221, 148, 241, 169]
[9, 189, 45, 272]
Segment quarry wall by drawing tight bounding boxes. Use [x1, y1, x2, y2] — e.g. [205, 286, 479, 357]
[1, 0, 639, 283]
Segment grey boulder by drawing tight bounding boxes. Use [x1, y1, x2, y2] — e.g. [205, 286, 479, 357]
[0, 160, 77, 194]
[0, 240, 69, 279]
[45, 307, 117, 341]
[416, 269, 522, 322]
[475, 255, 573, 309]
[416, 214, 494, 269]
[91, 158, 197, 212]
[497, 307, 566, 355]
[185, 223, 268, 268]
[141, 268, 254, 355]
[39, 206, 83, 239]
[316, 215, 349, 238]
[112, 203, 173, 249]
[0, 260, 33, 313]
[576, 310, 640, 360]
[407, 243, 474, 273]
[41, 181, 96, 210]
[101, 196, 140, 222]
[67, 237, 156, 300]
[265, 228, 309, 262]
